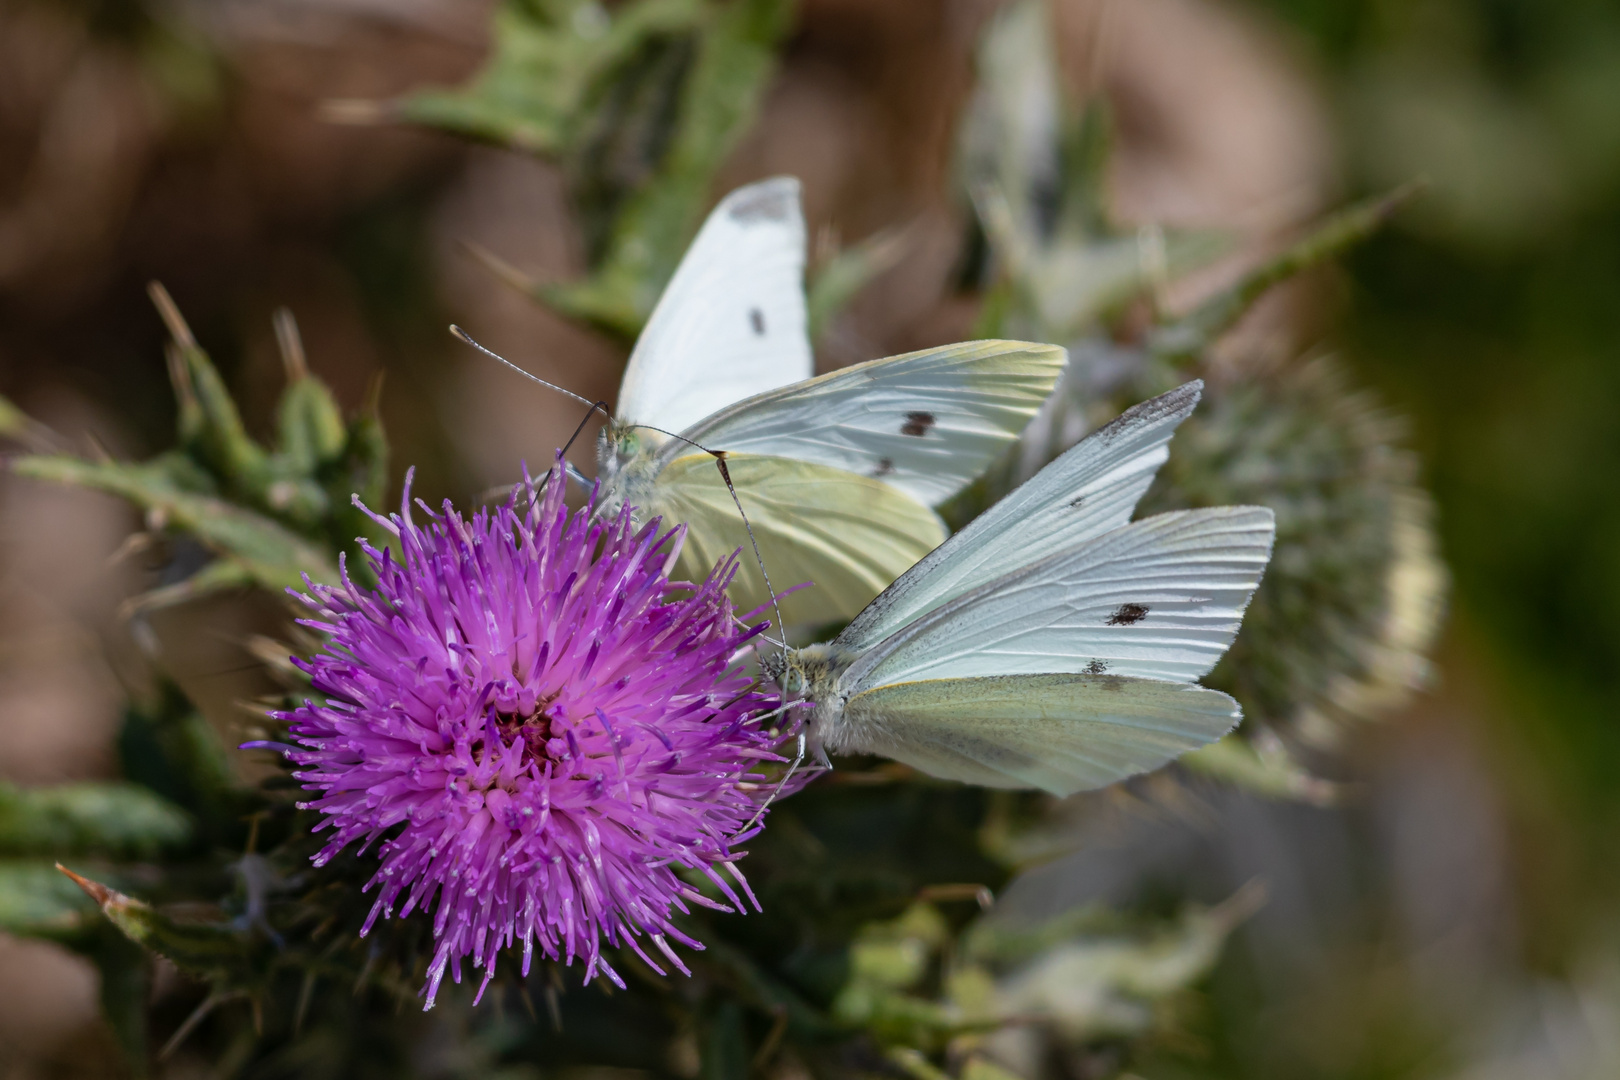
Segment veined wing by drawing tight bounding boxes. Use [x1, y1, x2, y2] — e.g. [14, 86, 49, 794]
[845, 506, 1275, 689]
[673, 341, 1066, 507]
[640, 453, 946, 628]
[615, 178, 812, 436]
[835, 674, 1241, 796]
[839, 382, 1202, 651]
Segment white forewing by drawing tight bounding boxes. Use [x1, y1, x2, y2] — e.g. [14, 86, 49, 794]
[836, 674, 1241, 796]
[839, 382, 1202, 650]
[614, 177, 812, 435]
[673, 341, 1067, 506]
[844, 506, 1276, 690]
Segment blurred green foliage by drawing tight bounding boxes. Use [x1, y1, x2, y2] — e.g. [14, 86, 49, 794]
[1251, 0, 1620, 912]
[0, 782, 190, 859]
[395, 0, 793, 338]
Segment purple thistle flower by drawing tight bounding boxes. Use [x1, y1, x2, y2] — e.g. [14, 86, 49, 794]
[270, 461, 794, 1008]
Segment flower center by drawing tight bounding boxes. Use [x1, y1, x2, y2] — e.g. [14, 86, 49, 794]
[494, 708, 554, 763]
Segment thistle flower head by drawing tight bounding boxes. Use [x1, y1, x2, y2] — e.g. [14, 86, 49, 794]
[273, 461, 791, 1007]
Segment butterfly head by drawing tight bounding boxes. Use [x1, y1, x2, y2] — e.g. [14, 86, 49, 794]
[597, 418, 642, 477]
[765, 644, 858, 766]
[593, 419, 664, 519]
[768, 644, 853, 708]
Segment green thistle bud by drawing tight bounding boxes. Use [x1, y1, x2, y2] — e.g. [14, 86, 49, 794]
[1141, 359, 1448, 747]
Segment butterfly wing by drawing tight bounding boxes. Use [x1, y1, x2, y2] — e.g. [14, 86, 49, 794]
[615, 177, 812, 436]
[844, 506, 1276, 689]
[672, 340, 1066, 507]
[837, 674, 1241, 796]
[839, 382, 1203, 651]
[639, 453, 946, 627]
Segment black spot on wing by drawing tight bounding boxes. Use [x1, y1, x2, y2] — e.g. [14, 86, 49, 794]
[750, 308, 766, 336]
[1106, 603, 1149, 626]
[900, 411, 935, 437]
[871, 457, 895, 478]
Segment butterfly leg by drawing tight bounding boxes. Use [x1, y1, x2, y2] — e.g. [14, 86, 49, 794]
[808, 725, 833, 770]
[741, 728, 806, 836]
[563, 461, 591, 491]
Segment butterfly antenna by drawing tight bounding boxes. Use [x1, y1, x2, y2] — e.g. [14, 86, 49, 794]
[450, 325, 597, 408]
[711, 453, 790, 659]
[458, 336, 610, 509]
[628, 425, 790, 660]
[560, 399, 612, 459]
[749, 628, 788, 650]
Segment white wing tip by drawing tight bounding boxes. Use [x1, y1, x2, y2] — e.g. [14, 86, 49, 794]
[1230, 503, 1279, 541]
[719, 177, 803, 224]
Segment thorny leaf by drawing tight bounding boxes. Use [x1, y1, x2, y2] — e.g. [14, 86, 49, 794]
[0, 863, 159, 1070]
[1149, 180, 1428, 361]
[150, 282, 274, 499]
[540, 0, 793, 336]
[960, 0, 1226, 342]
[57, 864, 259, 982]
[276, 368, 347, 478]
[8, 456, 339, 591]
[394, 0, 708, 155]
[829, 889, 1262, 1056]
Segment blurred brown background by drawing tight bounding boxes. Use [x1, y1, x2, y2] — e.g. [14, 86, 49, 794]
[4, 0, 1619, 1077]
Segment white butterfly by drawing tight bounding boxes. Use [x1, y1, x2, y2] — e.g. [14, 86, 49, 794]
[770, 381, 1276, 796]
[592, 176, 1066, 626]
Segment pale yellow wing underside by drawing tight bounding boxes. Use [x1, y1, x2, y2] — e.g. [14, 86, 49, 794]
[838, 674, 1240, 796]
[641, 453, 946, 628]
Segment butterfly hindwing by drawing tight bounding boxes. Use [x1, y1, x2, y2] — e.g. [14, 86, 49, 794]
[641, 453, 947, 628]
[837, 674, 1240, 796]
